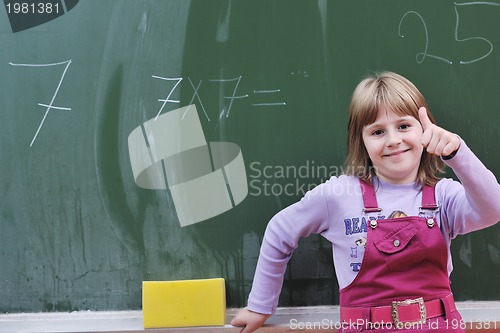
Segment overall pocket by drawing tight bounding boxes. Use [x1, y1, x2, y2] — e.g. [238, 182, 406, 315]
[374, 223, 424, 271]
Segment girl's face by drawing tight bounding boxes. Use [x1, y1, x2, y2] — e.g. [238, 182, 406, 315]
[362, 106, 424, 184]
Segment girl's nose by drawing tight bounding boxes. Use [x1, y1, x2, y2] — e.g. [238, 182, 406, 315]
[386, 129, 402, 146]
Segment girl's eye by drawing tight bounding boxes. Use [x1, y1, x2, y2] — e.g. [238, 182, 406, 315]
[372, 129, 384, 136]
[399, 124, 411, 130]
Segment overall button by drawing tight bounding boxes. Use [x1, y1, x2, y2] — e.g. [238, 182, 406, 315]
[370, 220, 378, 229]
[427, 218, 435, 227]
[393, 239, 401, 247]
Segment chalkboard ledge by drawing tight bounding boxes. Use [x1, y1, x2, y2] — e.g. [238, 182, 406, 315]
[1, 303, 500, 332]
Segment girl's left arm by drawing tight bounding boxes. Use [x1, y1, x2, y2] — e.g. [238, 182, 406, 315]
[439, 138, 500, 235]
[419, 107, 500, 234]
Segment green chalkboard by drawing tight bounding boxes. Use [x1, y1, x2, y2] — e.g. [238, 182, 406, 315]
[1, 0, 499, 313]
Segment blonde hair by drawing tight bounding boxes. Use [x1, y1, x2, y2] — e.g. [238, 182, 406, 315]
[343, 71, 444, 186]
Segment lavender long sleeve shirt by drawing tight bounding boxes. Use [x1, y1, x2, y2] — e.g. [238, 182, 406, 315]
[247, 140, 500, 314]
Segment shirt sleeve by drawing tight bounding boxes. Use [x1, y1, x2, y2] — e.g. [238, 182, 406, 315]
[246, 180, 332, 314]
[438, 139, 500, 238]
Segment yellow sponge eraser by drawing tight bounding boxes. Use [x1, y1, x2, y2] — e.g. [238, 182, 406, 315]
[142, 278, 226, 328]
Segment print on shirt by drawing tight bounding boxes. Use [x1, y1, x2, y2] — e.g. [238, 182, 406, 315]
[350, 262, 362, 272]
[345, 215, 383, 272]
[344, 215, 386, 235]
[350, 236, 367, 257]
[355, 237, 367, 247]
[388, 210, 408, 218]
[350, 247, 357, 258]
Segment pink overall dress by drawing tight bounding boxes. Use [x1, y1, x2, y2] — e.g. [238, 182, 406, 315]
[339, 179, 465, 332]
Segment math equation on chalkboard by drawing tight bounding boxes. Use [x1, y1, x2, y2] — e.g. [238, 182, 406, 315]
[6, 1, 500, 149]
[151, 75, 287, 122]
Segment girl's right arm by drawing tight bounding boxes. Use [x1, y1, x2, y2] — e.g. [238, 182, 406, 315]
[237, 180, 333, 328]
[231, 308, 271, 333]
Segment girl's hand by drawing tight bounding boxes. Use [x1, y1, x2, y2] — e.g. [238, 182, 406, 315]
[419, 107, 460, 157]
[230, 308, 271, 333]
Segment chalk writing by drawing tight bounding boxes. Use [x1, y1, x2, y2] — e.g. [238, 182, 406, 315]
[187, 77, 210, 121]
[9, 60, 72, 147]
[399, 2, 500, 64]
[398, 11, 453, 64]
[454, 1, 500, 64]
[152, 75, 287, 121]
[208, 76, 247, 119]
[290, 70, 310, 78]
[252, 89, 286, 107]
[152, 75, 182, 120]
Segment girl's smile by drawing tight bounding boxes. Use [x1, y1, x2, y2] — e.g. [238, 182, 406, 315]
[362, 106, 424, 184]
[383, 148, 411, 157]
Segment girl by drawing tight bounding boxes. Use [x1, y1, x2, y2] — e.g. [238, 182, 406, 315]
[231, 72, 500, 332]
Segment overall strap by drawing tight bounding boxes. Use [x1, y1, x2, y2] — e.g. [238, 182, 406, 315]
[359, 179, 381, 213]
[421, 184, 438, 210]
[359, 179, 438, 213]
